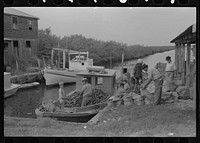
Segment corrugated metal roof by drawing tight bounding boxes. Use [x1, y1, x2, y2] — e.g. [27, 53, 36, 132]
[4, 7, 39, 19]
[171, 24, 196, 43]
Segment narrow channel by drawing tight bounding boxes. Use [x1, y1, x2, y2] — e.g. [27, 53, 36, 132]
[4, 50, 175, 119]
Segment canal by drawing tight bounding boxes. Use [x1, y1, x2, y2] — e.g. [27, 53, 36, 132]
[4, 50, 175, 119]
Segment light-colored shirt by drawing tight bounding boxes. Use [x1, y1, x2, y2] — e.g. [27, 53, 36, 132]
[124, 83, 130, 91]
[148, 68, 162, 81]
[80, 83, 93, 97]
[165, 61, 176, 72]
[58, 88, 65, 103]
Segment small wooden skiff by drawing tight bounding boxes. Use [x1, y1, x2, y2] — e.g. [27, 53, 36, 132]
[35, 102, 108, 123]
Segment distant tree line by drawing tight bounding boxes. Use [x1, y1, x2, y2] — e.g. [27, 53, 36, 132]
[37, 27, 174, 67]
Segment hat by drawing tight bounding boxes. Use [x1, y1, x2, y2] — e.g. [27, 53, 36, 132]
[166, 56, 171, 61]
[142, 64, 148, 69]
[82, 78, 87, 81]
[59, 82, 64, 86]
[137, 59, 143, 63]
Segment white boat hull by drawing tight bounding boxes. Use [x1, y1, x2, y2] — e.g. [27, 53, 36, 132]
[43, 69, 80, 86]
[4, 84, 20, 98]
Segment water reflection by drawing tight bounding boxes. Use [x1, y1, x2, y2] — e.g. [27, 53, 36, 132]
[114, 50, 175, 78]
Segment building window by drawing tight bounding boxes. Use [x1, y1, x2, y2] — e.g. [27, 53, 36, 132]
[27, 19, 33, 30]
[96, 77, 103, 85]
[84, 77, 91, 84]
[26, 41, 31, 48]
[13, 41, 18, 47]
[13, 40, 20, 57]
[12, 16, 18, 29]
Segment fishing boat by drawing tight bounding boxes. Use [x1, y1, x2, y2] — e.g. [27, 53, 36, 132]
[43, 48, 93, 86]
[36, 68, 116, 122]
[35, 102, 108, 123]
[4, 72, 20, 98]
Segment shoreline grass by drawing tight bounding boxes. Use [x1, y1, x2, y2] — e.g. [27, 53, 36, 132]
[4, 99, 195, 137]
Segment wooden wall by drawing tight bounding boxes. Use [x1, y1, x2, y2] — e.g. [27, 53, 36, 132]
[4, 14, 39, 65]
[4, 14, 38, 39]
[76, 74, 115, 95]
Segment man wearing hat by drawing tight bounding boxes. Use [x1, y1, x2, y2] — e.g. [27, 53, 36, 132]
[132, 59, 144, 90]
[78, 78, 94, 106]
[165, 56, 176, 92]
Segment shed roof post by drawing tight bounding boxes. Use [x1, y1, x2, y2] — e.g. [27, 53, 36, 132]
[181, 43, 186, 84]
[186, 43, 191, 87]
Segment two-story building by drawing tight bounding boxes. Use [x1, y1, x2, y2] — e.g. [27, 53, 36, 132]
[4, 7, 39, 66]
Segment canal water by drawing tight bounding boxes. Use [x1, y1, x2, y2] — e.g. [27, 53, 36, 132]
[4, 50, 175, 119]
[113, 50, 175, 78]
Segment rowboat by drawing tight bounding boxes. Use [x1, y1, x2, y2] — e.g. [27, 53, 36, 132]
[4, 84, 20, 98]
[19, 82, 40, 89]
[4, 72, 20, 98]
[35, 101, 108, 123]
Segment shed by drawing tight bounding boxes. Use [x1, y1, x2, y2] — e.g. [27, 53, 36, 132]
[76, 69, 116, 95]
[4, 8, 39, 65]
[170, 24, 196, 110]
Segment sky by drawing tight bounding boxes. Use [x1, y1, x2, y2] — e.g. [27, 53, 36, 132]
[11, 7, 196, 46]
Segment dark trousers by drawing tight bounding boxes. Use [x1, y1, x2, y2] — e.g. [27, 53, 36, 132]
[154, 77, 163, 105]
[81, 95, 92, 106]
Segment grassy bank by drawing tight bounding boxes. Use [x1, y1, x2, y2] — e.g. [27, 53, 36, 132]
[4, 99, 195, 137]
[5, 57, 43, 76]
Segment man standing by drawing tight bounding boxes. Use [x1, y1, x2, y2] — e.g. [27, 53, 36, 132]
[165, 56, 176, 92]
[132, 59, 144, 90]
[142, 64, 163, 105]
[78, 78, 93, 106]
[58, 82, 65, 104]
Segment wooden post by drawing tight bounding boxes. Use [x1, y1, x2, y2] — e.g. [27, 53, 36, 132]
[110, 53, 112, 69]
[181, 44, 185, 83]
[37, 59, 41, 69]
[186, 43, 191, 87]
[16, 60, 19, 75]
[63, 50, 66, 69]
[178, 44, 181, 78]
[43, 56, 46, 68]
[175, 44, 178, 75]
[193, 54, 196, 110]
[58, 50, 60, 68]
[179, 44, 183, 80]
[121, 54, 124, 78]
[51, 49, 54, 65]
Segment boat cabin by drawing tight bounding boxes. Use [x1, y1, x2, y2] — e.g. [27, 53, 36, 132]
[76, 68, 116, 95]
[50, 48, 93, 70]
[69, 52, 93, 70]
